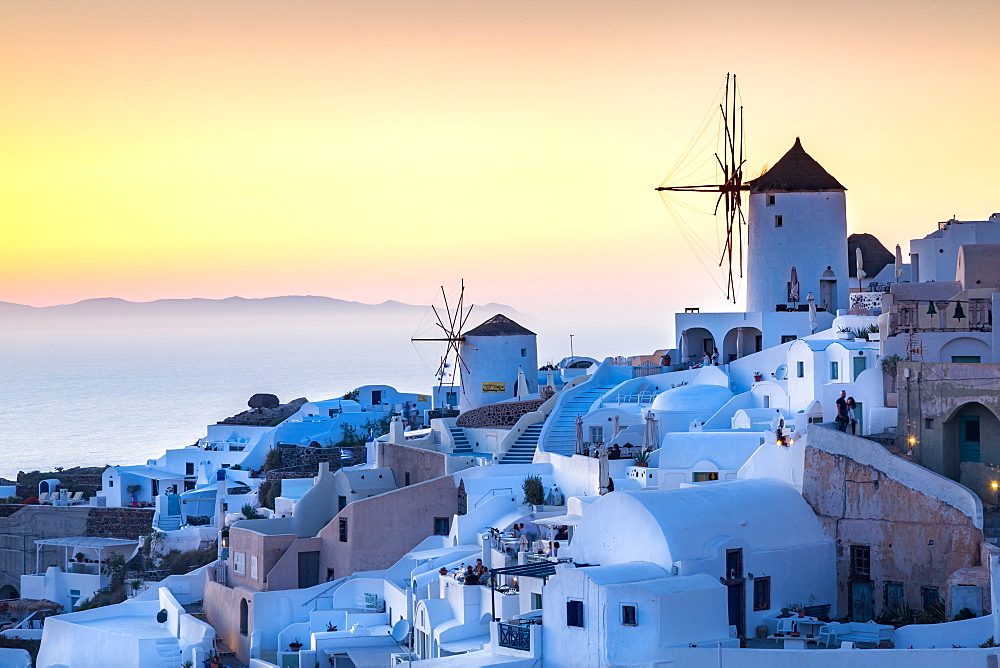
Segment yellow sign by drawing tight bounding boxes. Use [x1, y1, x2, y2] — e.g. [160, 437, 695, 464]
[482, 382, 506, 393]
[417, 395, 429, 402]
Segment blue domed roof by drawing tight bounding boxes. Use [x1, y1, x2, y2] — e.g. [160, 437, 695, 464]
[650, 384, 733, 414]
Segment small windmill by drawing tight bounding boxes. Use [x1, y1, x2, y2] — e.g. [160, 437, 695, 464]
[655, 73, 748, 303]
[411, 281, 476, 394]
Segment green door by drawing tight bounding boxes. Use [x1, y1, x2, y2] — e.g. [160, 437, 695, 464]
[853, 356, 867, 381]
[960, 416, 981, 462]
[850, 580, 874, 622]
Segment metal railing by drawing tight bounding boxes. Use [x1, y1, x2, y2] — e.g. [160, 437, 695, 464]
[473, 488, 514, 510]
[498, 622, 531, 651]
[892, 299, 992, 335]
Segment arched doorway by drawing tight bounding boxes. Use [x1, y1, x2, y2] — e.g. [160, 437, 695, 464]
[940, 337, 990, 364]
[239, 598, 249, 636]
[681, 328, 714, 367]
[722, 327, 763, 363]
[943, 402, 1000, 481]
[0, 585, 18, 600]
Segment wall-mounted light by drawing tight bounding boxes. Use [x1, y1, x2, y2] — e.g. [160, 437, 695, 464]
[748, 573, 755, 580]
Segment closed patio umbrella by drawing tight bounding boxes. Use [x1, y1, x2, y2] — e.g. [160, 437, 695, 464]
[643, 411, 659, 451]
[807, 292, 817, 334]
[545, 368, 555, 389]
[574, 415, 584, 455]
[895, 244, 904, 282]
[613, 414, 621, 436]
[788, 266, 800, 305]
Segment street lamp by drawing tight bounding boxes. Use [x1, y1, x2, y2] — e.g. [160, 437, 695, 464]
[991, 480, 998, 508]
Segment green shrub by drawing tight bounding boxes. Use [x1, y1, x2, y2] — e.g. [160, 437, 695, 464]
[258, 479, 281, 510]
[263, 448, 283, 473]
[241, 504, 262, 520]
[877, 603, 914, 628]
[522, 475, 545, 506]
[980, 636, 999, 648]
[186, 515, 211, 526]
[158, 545, 218, 575]
[916, 601, 946, 624]
[954, 607, 977, 621]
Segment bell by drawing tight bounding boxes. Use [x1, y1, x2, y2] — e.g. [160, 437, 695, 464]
[926, 301, 937, 315]
[953, 301, 966, 320]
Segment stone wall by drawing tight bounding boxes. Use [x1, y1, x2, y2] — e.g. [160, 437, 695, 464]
[16, 472, 103, 499]
[0, 506, 92, 598]
[456, 399, 544, 428]
[85, 508, 155, 540]
[0, 505, 25, 518]
[896, 361, 1000, 501]
[376, 442, 450, 488]
[275, 443, 366, 469]
[802, 432, 987, 620]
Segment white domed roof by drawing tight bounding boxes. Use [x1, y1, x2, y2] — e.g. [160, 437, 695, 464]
[650, 383, 733, 414]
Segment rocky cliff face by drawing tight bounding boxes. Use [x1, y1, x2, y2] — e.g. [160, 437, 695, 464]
[219, 396, 308, 426]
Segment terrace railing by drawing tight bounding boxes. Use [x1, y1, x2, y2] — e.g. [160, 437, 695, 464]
[891, 299, 992, 336]
[498, 622, 531, 651]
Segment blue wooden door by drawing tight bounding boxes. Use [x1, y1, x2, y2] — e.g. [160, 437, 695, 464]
[960, 416, 981, 462]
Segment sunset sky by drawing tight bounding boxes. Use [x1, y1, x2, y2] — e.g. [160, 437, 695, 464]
[2, 0, 998, 322]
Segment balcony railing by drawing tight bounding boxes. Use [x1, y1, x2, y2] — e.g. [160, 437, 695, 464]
[498, 622, 531, 651]
[892, 299, 992, 335]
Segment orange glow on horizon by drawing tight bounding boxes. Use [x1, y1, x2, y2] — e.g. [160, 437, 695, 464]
[2, 0, 999, 323]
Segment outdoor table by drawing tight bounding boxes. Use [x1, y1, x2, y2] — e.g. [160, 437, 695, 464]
[794, 617, 823, 638]
[768, 634, 812, 650]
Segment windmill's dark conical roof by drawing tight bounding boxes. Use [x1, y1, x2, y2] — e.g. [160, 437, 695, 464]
[464, 314, 535, 337]
[748, 138, 846, 193]
[848, 233, 894, 278]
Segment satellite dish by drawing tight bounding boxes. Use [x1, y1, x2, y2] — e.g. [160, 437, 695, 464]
[390, 619, 411, 643]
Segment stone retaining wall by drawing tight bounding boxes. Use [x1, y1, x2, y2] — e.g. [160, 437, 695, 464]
[276, 443, 366, 469]
[85, 508, 155, 540]
[16, 473, 103, 499]
[456, 399, 545, 428]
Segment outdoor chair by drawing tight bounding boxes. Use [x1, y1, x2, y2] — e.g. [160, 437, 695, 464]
[36, 493, 50, 504]
[67, 492, 85, 505]
[818, 623, 838, 647]
[776, 618, 796, 634]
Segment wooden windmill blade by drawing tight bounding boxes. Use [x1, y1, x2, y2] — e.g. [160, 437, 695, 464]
[410, 280, 475, 394]
[655, 73, 748, 303]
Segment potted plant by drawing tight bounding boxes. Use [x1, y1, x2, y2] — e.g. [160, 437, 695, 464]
[753, 371, 763, 383]
[288, 639, 303, 652]
[836, 327, 853, 340]
[634, 449, 650, 467]
[881, 354, 903, 407]
[439, 567, 448, 575]
[522, 475, 545, 509]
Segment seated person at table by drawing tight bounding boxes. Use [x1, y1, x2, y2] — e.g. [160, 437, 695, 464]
[546, 541, 560, 558]
[554, 526, 569, 541]
[463, 566, 479, 585]
[473, 559, 489, 576]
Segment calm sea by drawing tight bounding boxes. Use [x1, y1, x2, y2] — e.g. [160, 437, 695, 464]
[0, 315, 667, 479]
[0, 324, 433, 479]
